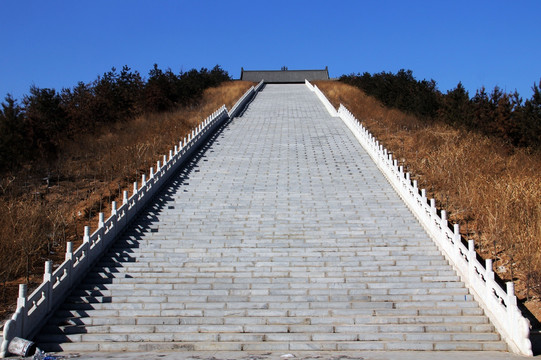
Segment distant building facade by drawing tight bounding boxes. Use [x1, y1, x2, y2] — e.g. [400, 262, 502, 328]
[240, 67, 330, 83]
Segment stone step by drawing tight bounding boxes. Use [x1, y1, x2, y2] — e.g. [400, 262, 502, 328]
[92, 261, 454, 270]
[78, 276, 462, 286]
[89, 265, 457, 275]
[88, 267, 459, 277]
[116, 240, 439, 248]
[43, 314, 493, 335]
[44, 320, 496, 335]
[103, 247, 446, 256]
[75, 280, 465, 290]
[36, 340, 508, 353]
[52, 306, 488, 321]
[70, 286, 468, 298]
[64, 294, 475, 306]
[46, 310, 489, 328]
[36, 329, 502, 343]
[100, 249, 448, 256]
[57, 301, 483, 314]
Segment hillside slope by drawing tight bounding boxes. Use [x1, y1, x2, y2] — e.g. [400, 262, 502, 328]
[0, 81, 254, 320]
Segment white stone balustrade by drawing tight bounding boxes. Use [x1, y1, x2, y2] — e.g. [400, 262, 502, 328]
[306, 79, 338, 117]
[0, 83, 262, 358]
[305, 81, 532, 356]
[228, 80, 264, 119]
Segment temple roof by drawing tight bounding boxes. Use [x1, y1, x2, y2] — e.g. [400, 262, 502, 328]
[240, 67, 329, 83]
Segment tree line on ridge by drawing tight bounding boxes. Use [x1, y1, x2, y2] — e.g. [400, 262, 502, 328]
[340, 70, 541, 150]
[0, 65, 230, 171]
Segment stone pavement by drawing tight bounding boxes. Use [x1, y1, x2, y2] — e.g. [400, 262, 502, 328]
[35, 84, 507, 353]
[47, 350, 530, 360]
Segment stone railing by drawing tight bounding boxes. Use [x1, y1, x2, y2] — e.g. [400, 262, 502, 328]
[305, 81, 532, 356]
[305, 79, 338, 116]
[0, 84, 260, 357]
[229, 80, 264, 119]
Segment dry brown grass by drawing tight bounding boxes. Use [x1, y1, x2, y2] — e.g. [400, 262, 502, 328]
[315, 80, 541, 321]
[0, 81, 254, 319]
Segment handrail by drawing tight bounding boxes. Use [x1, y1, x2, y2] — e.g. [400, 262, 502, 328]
[228, 80, 264, 119]
[306, 80, 533, 356]
[305, 79, 315, 91]
[0, 84, 260, 357]
[307, 82, 338, 117]
[254, 79, 265, 93]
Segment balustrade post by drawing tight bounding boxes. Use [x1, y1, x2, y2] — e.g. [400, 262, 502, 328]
[98, 213, 105, 250]
[149, 167, 154, 179]
[17, 283, 27, 334]
[441, 210, 448, 233]
[453, 224, 460, 244]
[468, 240, 476, 282]
[98, 213, 104, 229]
[506, 282, 518, 332]
[163, 154, 167, 165]
[44, 260, 53, 312]
[123, 191, 128, 205]
[17, 284, 27, 310]
[65, 242, 73, 262]
[507, 282, 517, 306]
[141, 174, 146, 186]
[133, 181, 138, 196]
[430, 198, 436, 216]
[169, 150, 173, 161]
[174, 145, 178, 155]
[156, 161, 160, 171]
[485, 258, 496, 301]
[65, 241, 73, 288]
[83, 226, 90, 243]
[43, 260, 52, 283]
[111, 201, 117, 216]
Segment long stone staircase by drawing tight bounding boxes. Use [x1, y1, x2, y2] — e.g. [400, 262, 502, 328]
[34, 84, 507, 352]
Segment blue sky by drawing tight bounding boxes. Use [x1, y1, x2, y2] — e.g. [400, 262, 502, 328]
[1, 0, 540, 102]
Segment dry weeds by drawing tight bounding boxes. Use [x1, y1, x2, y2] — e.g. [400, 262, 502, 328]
[315, 80, 541, 322]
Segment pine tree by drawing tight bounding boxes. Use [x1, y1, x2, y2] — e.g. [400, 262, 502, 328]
[0, 94, 26, 169]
